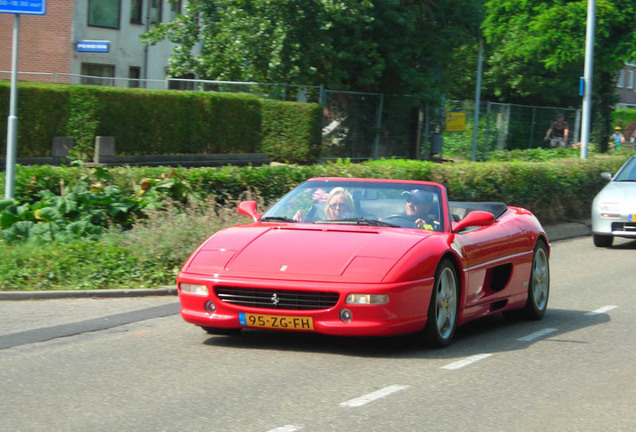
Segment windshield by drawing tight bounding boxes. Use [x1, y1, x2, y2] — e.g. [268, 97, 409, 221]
[613, 157, 636, 182]
[261, 180, 445, 231]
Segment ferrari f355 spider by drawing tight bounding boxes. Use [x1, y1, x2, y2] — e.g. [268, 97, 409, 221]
[177, 178, 550, 347]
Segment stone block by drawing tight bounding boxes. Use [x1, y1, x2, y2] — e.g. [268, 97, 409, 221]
[51, 137, 73, 157]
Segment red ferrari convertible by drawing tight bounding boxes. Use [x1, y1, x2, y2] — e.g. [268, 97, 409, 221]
[177, 178, 550, 347]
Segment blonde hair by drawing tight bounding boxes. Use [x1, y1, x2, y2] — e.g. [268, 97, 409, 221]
[324, 187, 354, 219]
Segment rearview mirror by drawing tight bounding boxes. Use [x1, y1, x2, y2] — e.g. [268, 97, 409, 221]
[238, 201, 262, 222]
[452, 210, 495, 233]
[601, 172, 613, 182]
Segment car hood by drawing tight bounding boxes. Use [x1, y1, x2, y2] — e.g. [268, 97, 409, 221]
[184, 224, 430, 283]
[595, 182, 636, 206]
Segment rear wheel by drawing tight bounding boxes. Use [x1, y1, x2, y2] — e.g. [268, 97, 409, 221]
[524, 240, 549, 320]
[593, 233, 613, 248]
[422, 259, 459, 348]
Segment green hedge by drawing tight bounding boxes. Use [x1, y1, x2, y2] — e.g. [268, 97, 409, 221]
[1, 153, 632, 225]
[0, 81, 322, 163]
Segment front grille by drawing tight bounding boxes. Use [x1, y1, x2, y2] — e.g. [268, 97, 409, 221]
[215, 286, 339, 311]
[612, 222, 636, 232]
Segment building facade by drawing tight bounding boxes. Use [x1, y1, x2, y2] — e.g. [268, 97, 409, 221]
[616, 62, 636, 108]
[0, 0, 185, 89]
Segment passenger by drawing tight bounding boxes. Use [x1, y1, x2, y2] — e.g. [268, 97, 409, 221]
[323, 187, 354, 220]
[293, 187, 353, 221]
[401, 189, 440, 230]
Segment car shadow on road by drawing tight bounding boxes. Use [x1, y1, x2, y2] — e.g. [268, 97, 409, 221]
[202, 307, 611, 360]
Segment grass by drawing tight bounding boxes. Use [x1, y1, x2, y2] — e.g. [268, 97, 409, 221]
[0, 199, 253, 291]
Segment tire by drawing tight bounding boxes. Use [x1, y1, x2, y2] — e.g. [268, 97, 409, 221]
[422, 258, 460, 348]
[524, 240, 549, 320]
[201, 327, 242, 336]
[593, 233, 613, 248]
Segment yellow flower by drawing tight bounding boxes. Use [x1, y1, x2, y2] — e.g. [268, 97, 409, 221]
[140, 179, 152, 190]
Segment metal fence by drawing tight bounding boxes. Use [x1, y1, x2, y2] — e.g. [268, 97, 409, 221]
[1, 71, 582, 161]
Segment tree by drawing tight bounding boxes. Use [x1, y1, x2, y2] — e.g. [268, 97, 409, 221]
[144, 0, 483, 102]
[482, 0, 636, 151]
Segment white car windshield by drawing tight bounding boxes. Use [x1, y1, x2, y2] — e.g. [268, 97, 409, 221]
[261, 180, 444, 231]
[613, 157, 636, 182]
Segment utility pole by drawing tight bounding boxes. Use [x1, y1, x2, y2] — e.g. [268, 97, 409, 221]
[580, 0, 596, 159]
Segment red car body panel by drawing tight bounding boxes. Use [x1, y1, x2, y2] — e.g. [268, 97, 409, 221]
[177, 178, 549, 338]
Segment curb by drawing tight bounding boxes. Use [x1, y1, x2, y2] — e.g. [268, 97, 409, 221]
[0, 286, 177, 301]
[0, 221, 592, 301]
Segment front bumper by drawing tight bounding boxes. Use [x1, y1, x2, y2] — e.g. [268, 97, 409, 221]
[592, 209, 636, 238]
[177, 275, 434, 337]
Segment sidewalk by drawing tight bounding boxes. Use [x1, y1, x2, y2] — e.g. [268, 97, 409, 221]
[0, 221, 591, 301]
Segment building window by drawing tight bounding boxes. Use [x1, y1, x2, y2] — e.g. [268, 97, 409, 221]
[150, 0, 163, 24]
[88, 0, 121, 29]
[131, 0, 143, 24]
[617, 70, 625, 88]
[168, 73, 195, 91]
[169, 0, 182, 21]
[81, 63, 116, 86]
[628, 70, 635, 90]
[129, 66, 141, 88]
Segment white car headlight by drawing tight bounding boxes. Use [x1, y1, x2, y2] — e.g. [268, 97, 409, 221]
[346, 294, 389, 305]
[180, 283, 209, 296]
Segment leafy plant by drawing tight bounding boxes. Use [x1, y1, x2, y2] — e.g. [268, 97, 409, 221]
[66, 89, 100, 161]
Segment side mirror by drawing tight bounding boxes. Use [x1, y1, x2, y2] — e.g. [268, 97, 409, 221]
[452, 210, 495, 233]
[238, 201, 263, 222]
[601, 172, 613, 182]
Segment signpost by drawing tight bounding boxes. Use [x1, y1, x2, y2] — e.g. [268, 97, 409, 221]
[1, 1, 46, 199]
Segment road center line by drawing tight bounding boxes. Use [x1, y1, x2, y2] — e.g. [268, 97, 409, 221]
[585, 305, 618, 316]
[516, 328, 558, 342]
[441, 353, 492, 370]
[266, 426, 302, 432]
[339, 385, 410, 408]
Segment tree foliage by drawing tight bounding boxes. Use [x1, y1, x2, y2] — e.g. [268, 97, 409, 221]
[482, 0, 636, 150]
[144, 0, 482, 101]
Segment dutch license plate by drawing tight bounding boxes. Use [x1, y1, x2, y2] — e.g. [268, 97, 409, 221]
[239, 312, 314, 331]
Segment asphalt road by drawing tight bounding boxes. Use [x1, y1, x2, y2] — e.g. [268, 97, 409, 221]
[1, 235, 634, 432]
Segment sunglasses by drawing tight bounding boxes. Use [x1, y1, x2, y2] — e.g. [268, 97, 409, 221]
[329, 202, 348, 210]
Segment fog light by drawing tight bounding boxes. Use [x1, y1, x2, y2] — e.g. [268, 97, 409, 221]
[346, 294, 389, 305]
[339, 309, 352, 322]
[204, 301, 216, 314]
[180, 283, 209, 296]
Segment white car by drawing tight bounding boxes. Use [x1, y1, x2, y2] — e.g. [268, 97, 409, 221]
[591, 155, 636, 247]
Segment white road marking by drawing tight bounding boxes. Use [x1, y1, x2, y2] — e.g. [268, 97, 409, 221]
[339, 385, 410, 408]
[517, 328, 558, 342]
[441, 353, 492, 370]
[266, 426, 302, 432]
[585, 305, 618, 316]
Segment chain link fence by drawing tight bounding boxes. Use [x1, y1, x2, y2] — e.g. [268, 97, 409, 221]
[2, 71, 581, 161]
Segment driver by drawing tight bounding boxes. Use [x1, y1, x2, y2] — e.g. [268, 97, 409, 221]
[401, 189, 440, 230]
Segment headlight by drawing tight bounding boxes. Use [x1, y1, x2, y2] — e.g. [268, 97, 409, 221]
[180, 283, 209, 296]
[346, 294, 389, 305]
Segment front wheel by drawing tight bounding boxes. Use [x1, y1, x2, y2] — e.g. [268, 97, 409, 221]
[524, 240, 549, 320]
[422, 258, 460, 348]
[593, 233, 613, 248]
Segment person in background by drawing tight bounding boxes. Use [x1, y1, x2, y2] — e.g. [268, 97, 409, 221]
[610, 126, 625, 150]
[544, 113, 569, 148]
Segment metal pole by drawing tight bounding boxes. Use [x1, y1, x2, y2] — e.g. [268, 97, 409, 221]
[472, 39, 483, 161]
[581, 0, 595, 159]
[373, 94, 384, 159]
[4, 14, 20, 199]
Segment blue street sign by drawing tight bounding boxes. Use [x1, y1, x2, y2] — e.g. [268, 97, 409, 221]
[77, 40, 110, 53]
[0, 0, 47, 15]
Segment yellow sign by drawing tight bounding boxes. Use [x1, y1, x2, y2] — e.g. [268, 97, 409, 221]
[445, 112, 466, 132]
